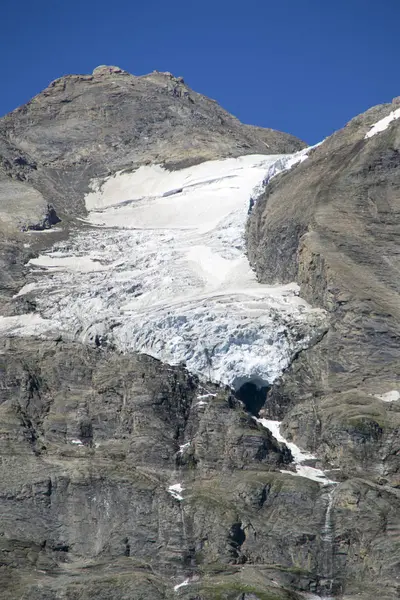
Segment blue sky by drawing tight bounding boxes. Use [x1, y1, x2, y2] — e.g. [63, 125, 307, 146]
[1, 0, 399, 143]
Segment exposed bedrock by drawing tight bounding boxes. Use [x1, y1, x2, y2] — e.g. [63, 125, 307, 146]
[247, 99, 400, 598]
[1, 338, 399, 599]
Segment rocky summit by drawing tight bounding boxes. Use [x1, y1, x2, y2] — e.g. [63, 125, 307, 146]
[0, 66, 399, 600]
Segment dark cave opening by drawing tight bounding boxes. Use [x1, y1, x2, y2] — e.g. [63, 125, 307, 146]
[235, 382, 269, 417]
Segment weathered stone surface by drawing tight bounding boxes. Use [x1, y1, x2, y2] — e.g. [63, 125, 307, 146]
[0, 338, 398, 599]
[0, 339, 315, 598]
[247, 100, 400, 597]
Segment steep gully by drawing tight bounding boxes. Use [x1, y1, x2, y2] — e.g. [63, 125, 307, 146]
[2, 148, 337, 597]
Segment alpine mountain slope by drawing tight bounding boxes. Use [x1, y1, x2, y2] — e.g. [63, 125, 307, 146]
[0, 67, 399, 600]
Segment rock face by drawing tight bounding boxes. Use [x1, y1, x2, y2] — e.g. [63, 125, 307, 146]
[0, 67, 399, 600]
[247, 101, 400, 597]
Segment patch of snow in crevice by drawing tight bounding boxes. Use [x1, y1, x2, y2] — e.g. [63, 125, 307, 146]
[255, 418, 336, 485]
[178, 442, 191, 454]
[168, 483, 184, 501]
[70, 439, 84, 446]
[173, 578, 190, 591]
[13, 282, 40, 298]
[374, 390, 399, 402]
[365, 108, 400, 138]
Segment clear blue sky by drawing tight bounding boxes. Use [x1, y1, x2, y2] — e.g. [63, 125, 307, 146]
[1, 0, 399, 143]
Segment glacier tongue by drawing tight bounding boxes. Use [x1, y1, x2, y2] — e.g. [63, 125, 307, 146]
[14, 152, 326, 388]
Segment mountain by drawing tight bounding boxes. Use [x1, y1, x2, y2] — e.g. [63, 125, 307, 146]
[0, 66, 399, 600]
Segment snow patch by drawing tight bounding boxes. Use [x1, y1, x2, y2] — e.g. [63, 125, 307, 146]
[375, 390, 400, 402]
[256, 418, 335, 485]
[29, 255, 112, 273]
[168, 483, 184, 501]
[365, 108, 400, 138]
[70, 439, 84, 446]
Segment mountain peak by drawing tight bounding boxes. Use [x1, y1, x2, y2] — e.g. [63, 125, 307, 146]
[92, 64, 127, 76]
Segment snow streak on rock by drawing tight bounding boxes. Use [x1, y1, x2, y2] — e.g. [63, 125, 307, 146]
[365, 107, 400, 138]
[173, 578, 190, 591]
[13, 153, 326, 388]
[168, 483, 184, 501]
[256, 418, 335, 484]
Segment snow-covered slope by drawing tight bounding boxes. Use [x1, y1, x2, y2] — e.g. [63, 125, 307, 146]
[12, 152, 325, 388]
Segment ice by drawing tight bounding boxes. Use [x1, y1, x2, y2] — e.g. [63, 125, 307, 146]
[261, 145, 312, 186]
[29, 255, 113, 273]
[365, 108, 400, 138]
[375, 390, 400, 402]
[7, 153, 326, 389]
[255, 418, 335, 485]
[24, 227, 63, 235]
[0, 314, 52, 338]
[168, 483, 184, 501]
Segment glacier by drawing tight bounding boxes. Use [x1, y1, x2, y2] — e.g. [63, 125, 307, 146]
[10, 152, 326, 389]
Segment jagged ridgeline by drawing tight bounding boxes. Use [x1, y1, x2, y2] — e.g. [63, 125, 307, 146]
[0, 66, 399, 600]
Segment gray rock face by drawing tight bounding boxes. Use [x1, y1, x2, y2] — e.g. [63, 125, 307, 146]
[247, 101, 400, 597]
[0, 339, 321, 599]
[1, 338, 398, 599]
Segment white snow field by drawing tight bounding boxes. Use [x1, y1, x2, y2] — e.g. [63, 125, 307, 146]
[365, 107, 400, 138]
[10, 152, 326, 388]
